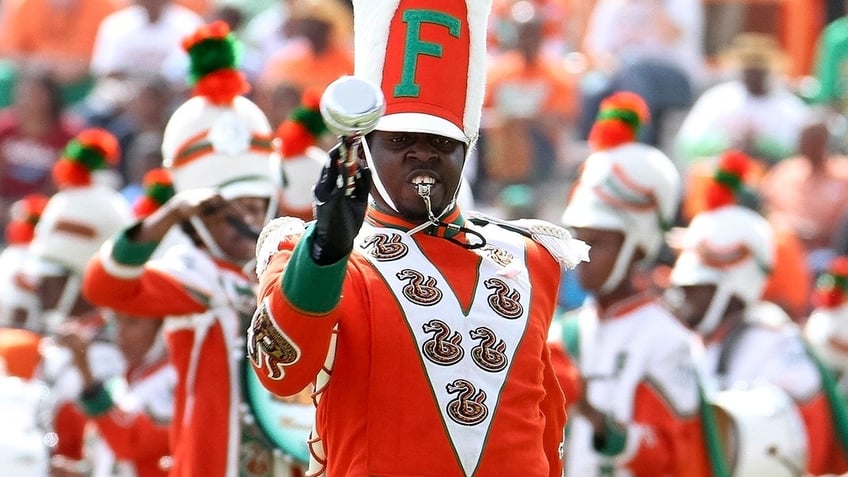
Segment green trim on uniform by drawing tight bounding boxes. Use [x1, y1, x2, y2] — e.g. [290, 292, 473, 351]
[698, 382, 732, 477]
[78, 381, 115, 417]
[112, 225, 160, 266]
[804, 343, 848, 456]
[560, 312, 581, 361]
[282, 225, 349, 314]
[593, 417, 627, 456]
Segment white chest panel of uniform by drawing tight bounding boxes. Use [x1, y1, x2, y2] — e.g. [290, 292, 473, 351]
[701, 325, 821, 402]
[356, 223, 531, 476]
[577, 303, 697, 419]
[566, 303, 699, 477]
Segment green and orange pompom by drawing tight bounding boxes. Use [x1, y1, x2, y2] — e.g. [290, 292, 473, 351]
[133, 168, 176, 218]
[182, 20, 249, 105]
[704, 149, 753, 210]
[4, 193, 50, 245]
[52, 128, 120, 188]
[588, 91, 650, 151]
[275, 87, 328, 159]
[813, 256, 848, 309]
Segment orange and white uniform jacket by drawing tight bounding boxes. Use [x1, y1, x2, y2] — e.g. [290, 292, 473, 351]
[78, 342, 176, 477]
[699, 307, 848, 476]
[248, 208, 567, 477]
[560, 296, 708, 477]
[83, 230, 258, 477]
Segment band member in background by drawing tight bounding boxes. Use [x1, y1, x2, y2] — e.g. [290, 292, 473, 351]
[83, 22, 282, 476]
[666, 151, 848, 476]
[56, 168, 178, 477]
[23, 129, 134, 476]
[557, 91, 708, 477]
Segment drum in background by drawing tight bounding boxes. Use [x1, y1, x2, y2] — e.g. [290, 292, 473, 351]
[243, 361, 314, 476]
[709, 381, 808, 477]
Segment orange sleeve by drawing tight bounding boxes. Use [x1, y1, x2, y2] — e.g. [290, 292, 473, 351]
[547, 342, 583, 404]
[541, 343, 567, 477]
[762, 227, 811, 321]
[249, 244, 346, 397]
[83, 257, 207, 318]
[52, 402, 88, 461]
[798, 392, 848, 475]
[629, 382, 708, 476]
[92, 408, 170, 463]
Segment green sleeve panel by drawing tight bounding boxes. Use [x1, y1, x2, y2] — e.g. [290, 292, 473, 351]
[78, 381, 116, 417]
[111, 224, 160, 266]
[814, 19, 848, 104]
[592, 417, 628, 456]
[281, 224, 350, 315]
[678, 135, 730, 163]
[698, 383, 732, 477]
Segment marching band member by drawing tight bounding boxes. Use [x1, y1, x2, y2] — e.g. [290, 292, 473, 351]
[246, 0, 589, 475]
[0, 193, 49, 378]
[557, 91, 709, 477]
[25, 128, 134, 475]
[806, 255, 848, 385]
[83, 22, 283, 477]
[275, 87, 329, 222]
[56, 168, 178, 477]
[666, 150, 848, 476]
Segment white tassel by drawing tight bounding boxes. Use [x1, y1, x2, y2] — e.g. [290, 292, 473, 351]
[468, 213, 590, 270]
[255, 217, 307, 278]
[514, 219, 591, 270]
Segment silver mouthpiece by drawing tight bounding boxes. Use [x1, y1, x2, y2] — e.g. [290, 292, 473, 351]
[412, 176, 436, 198]
[320, 76, 385, 138]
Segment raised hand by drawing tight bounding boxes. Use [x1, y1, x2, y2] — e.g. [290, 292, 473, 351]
[310, 140, 372, 265]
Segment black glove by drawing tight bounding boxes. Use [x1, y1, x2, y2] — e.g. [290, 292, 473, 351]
[310, 141, 372, 265]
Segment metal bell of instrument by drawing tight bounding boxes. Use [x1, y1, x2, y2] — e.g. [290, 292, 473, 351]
[320, 76, 385, 138]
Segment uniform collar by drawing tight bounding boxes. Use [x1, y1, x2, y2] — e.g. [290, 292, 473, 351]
[365, 203, 468, 239]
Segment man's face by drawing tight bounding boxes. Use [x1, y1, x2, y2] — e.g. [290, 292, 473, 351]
[663, 283, 717, 330]
[367, 131, 466, 221]
[570, 227, 625, 294]
[198, 196, 269, 266]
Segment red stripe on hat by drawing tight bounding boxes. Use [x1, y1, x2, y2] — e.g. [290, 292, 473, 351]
[383, 0, 469, 133]
[53, 220, 98, 239]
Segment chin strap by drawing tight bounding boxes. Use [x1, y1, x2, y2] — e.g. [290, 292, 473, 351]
[361, 138, 396, 213]
[598, 235, 639, 295]
[697, 283, 733, 337]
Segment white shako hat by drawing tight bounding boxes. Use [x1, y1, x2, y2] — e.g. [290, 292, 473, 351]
[161, 21, 279, 204]
[561, 143, 680, 293]
[352, 0, 492, 217]
[29, 129, 134, 276]
[669, 149, 774, 335]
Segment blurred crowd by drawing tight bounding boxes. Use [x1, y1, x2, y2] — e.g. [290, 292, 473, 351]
[2, 0, 848, 476]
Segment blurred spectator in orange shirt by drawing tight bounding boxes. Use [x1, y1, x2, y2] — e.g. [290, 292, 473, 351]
[175, 0, 211, 16]
[257, 0, 352, 93]
[0, 0, 122, 86]
[256, 0, 353, 126]
[481, 0, 577, 188]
